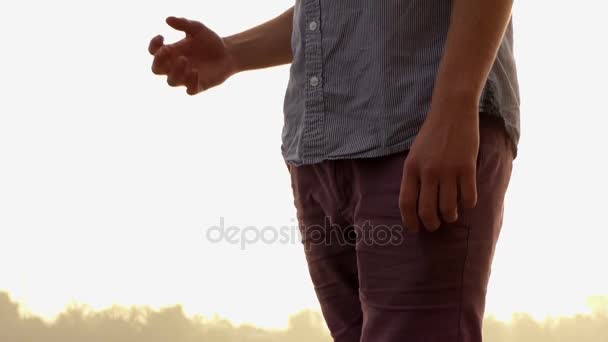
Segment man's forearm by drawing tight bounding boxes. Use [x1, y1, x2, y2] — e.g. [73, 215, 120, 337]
[431, 0, 514, 113]
[224, 7, 294, 74]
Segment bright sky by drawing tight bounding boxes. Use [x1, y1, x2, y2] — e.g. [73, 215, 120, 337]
[0, 0, 607, 329]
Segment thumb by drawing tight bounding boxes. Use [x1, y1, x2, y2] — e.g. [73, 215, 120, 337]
[166, 16, 204, 36]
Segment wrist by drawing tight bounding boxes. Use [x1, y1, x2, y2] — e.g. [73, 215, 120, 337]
[222, 35, 246, 76]
[430, 86, 480, 118]
[428, 100, 479, 126]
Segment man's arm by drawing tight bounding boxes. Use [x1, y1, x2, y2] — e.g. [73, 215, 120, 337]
[224, 7, 294, 73]
[149, 7, 294, 94]
[400, 0, 514, 232]
[432, 0, 514, 109]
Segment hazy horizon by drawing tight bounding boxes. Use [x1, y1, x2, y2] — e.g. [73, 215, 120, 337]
[2, 292, 608, 342]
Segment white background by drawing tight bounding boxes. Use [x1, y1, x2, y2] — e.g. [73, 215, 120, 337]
[0, 0, 607, 328]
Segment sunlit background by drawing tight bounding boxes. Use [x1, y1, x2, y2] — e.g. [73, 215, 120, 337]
[0, 0, 607, 334]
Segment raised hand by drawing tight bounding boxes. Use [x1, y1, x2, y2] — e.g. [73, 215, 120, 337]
[149, 17, 238, 95]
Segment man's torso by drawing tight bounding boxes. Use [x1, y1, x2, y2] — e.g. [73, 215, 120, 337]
[282, 0, 520, 166]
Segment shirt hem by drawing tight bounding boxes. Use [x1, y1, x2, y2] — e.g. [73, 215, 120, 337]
[282, 111, 520, 166]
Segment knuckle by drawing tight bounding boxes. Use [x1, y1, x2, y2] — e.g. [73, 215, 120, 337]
[404, 159, 417, 173]
[158, 45, 171, 54]
[421, 165, 440, 178]
[151, 65, 163, 75]
[155, 48, 166, 59]
[156, 48, 171, 62]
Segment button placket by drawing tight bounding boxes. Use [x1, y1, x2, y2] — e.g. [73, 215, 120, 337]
[300, 0, 326, 163]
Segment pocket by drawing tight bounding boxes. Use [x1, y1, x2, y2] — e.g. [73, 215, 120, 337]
[476, 115, 514, 189]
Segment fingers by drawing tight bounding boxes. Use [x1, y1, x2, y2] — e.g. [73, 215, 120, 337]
[418, 176, 441, 232]
[186, 70, 201, 95]
[439, 178, 459, 223]
[153, 51, 202, 95]
[400, 161, 421, 233]
[403, 166, 476, 233]
[401, 158, 478, 232]
[167, 56, 189, 87]
[165, 57, 202, 96]
[148, 35, 165, 55]
[459, 167, 478, 209]
[151, 45, 173, 75]
[166, 16, 205, 36]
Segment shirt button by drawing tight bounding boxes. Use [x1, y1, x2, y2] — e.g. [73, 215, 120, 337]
[309, 20, 318, 31]
[310, 76, 320, 87]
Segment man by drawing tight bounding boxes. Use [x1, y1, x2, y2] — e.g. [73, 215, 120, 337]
[149, 1, 519, 341]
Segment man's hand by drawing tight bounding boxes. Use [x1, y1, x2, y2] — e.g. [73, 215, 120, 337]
[399, 101, 480, 232]
[149, 17, 238, 95]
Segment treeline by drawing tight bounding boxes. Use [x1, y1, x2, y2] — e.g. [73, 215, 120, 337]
[1, 292, 607, 341]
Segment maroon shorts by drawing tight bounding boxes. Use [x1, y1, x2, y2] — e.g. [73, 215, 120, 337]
[286, 115, 514, 342]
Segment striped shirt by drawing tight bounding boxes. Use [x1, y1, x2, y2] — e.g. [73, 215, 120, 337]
[282, 0, 520, 166]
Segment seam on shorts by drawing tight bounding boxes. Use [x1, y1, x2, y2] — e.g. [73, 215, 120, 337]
[456, 224, 471, 342]
[455, 117, 488, 342]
